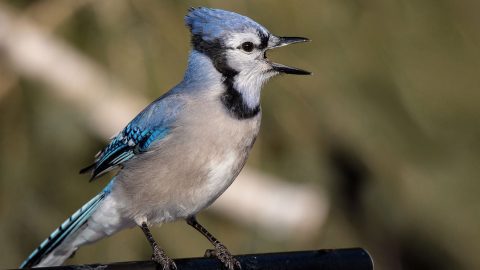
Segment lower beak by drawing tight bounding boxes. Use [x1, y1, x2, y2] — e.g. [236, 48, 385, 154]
[268, 36, 311, 75]
[270, 62, 311, 75]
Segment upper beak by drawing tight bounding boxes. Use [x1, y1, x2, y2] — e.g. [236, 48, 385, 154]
[270, 36, 310, 48]
[268, 36, 311, 75]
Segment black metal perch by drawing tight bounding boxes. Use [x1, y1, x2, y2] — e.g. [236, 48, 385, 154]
[16, 248, 373, 270]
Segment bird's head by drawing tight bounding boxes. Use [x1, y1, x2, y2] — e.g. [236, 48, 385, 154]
[186, 7, 310, 80]
[185, 7, 310, 118]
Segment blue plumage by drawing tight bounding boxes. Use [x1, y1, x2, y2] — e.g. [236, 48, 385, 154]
[20, 191, 107, 268]
[80, 94, 184, 180]
[21, 7, 310, 270]
[82, 124, 169, 180]
[185, 7, 269, 42]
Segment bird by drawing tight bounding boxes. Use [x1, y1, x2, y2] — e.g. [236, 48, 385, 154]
[20, 7, 310, 270]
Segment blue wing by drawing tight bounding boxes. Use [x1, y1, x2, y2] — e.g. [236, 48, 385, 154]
[80, 93, 184, 180]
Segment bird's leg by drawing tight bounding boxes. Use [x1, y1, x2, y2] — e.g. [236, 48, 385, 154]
[140, 222, 177, 270]
[186, 216, 241, 270]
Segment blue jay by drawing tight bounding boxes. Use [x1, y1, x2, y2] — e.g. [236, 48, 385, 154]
[20, 7, 310, 270]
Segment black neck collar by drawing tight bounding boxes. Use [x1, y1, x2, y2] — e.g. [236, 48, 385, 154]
[191, 35, 260, 120]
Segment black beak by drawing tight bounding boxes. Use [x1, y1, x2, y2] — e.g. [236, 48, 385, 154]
[268, 36, 311, 75]
[270, 62, 311, 75]
[271, 36, 310, 48]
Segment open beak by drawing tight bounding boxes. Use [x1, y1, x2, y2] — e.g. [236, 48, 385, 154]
[268, 36, 311, 75]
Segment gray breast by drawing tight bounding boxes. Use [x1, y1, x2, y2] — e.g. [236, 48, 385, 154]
[113, 94, 261, 224]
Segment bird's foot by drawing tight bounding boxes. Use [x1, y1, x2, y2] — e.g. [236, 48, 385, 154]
[204, 243, 241, 270]
[151, 247, 177, 270]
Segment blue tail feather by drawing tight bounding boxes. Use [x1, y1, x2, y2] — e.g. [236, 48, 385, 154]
[20, 192, 107, 268]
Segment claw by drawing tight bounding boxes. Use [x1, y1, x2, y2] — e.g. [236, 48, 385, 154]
[213, 243, 241, 270]
[151, 248, 177, 270]
[186, 216, 241, 269]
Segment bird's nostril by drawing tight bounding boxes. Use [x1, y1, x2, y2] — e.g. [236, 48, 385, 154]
[263, 51, 267, 59]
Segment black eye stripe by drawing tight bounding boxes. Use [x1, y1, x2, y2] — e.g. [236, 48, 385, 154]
[258, 31, 270, 49]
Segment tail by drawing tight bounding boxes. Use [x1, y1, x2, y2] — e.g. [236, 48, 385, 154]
[20, 192, 107, 268]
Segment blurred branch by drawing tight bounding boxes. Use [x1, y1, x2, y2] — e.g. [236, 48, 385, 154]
[23, 0, 92, 31]
[0, 2, 328, 239]
[0, 63, 17, 101]
[213, 169, 329, 240]
[0, 2, 147, 138]
[0, 0, 90, 102]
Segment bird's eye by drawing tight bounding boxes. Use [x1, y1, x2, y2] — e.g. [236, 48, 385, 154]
[241, 42, 254, 52]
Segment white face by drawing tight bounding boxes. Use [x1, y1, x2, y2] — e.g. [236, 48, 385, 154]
[223, 31, 278, 108]
[224, 31, 277, 79]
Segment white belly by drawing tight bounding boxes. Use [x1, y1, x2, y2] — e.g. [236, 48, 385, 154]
[186, 151, 242, 215]
[112, 100, 261, 226]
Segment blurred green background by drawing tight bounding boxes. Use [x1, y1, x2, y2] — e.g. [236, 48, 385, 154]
[1, 1, 479, 269]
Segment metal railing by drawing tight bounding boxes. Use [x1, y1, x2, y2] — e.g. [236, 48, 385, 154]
[16, 248, 373, 270]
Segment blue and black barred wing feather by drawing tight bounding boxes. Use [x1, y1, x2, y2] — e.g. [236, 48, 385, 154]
[80, 124, 169, 180]
[79, 92, 185, 181]
[20, 192, 107, 268]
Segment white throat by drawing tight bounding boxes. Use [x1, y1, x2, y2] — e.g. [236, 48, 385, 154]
[233, 70, 265, 109]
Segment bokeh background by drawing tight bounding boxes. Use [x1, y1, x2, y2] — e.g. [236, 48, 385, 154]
[1, 1, 479, 269]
